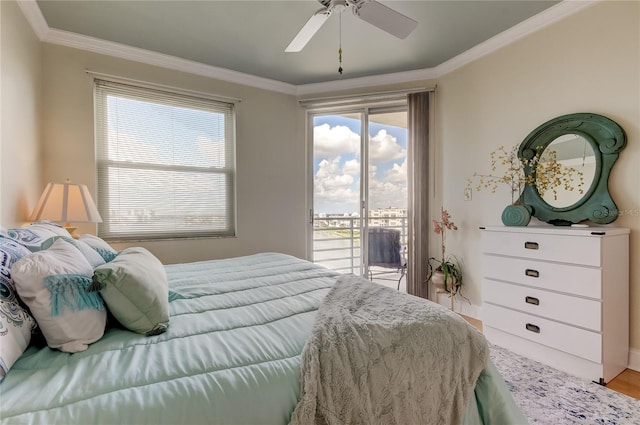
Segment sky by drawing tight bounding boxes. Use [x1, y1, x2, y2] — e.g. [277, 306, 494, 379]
[313, 114, 408, 215]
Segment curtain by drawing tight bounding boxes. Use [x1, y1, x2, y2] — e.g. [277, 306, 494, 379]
[406, 92, 431, 298]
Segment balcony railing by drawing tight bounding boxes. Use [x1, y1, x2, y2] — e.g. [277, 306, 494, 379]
[312, 215, 408, 290]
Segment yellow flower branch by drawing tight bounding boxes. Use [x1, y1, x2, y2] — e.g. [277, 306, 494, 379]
[467, 145, 585, 204]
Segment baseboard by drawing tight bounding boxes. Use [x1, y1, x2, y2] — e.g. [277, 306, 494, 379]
[628, 347, 640, 372]
[433, 292, 482, 318]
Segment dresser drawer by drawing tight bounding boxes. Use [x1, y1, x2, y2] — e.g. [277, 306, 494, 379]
[482, 230, 601, 266]
[484, 304, 602, 363]
[483, 279, 602, 331]
[483, 254, 602, 299]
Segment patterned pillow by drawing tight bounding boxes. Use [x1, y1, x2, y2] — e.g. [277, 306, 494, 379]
[78, 234, 118, 262]
[12, 238, 106, 353]
[0, 239, 37, 381]
[0, 237, 30, 269]
[5, 222, 71, 252]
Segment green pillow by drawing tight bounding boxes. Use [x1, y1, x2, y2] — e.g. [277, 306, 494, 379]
[91, 247, 169, 336]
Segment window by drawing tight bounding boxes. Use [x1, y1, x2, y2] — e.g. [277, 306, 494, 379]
[94, 79, 236, 240]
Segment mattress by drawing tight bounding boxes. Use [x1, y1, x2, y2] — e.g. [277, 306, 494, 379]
[0, 252, 524, 424]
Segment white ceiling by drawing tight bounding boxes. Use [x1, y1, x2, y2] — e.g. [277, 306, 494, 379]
[31, 0, 566, 90]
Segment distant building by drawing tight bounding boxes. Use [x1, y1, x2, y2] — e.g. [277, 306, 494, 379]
[313, 207, 406, 229]
[368, 207, 407, 228]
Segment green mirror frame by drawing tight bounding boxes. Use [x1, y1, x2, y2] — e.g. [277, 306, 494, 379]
[519, 113, 626, 226]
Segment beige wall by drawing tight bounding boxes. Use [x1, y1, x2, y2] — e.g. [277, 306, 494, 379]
[436, 0, 640, 350]
[39, 45, 306, 263]
[0, 0, 42, 226]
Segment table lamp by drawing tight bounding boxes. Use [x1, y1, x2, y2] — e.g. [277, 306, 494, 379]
[30, 179, 102, 238]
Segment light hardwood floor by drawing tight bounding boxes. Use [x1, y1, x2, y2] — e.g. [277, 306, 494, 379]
[460, 315, 640, 401]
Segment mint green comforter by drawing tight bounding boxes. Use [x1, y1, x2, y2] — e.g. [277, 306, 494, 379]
[0, 253, 524, 425]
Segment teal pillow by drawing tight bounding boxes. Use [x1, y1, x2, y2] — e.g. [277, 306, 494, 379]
[91, 247, 169, 336]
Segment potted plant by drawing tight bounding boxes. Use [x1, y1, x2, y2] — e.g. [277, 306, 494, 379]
[426, 208, 464, 309]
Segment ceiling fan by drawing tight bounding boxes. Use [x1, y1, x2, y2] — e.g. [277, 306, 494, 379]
[285, 0, 418, 53]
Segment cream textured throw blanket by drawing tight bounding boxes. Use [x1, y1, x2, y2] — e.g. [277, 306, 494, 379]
[289, 275, 489, 425]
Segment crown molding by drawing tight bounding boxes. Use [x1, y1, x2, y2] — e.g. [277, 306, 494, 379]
[16, 0, 48, 39]
[17, 0, 600, 97]
[15, 0, 298, 95]
[44, 28, 298, 95]
[432, 0, 600, 77]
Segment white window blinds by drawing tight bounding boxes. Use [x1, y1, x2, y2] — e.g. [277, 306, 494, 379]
[94, 79, 236, 240]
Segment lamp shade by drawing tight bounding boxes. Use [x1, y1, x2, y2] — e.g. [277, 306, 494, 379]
[30, 180, 102, 224]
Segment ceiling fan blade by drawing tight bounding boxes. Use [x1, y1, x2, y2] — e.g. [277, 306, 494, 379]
[354, 1, 417, 39]
[285, 10, 331, 52]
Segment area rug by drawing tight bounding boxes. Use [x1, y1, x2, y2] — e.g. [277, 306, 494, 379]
[490, 343, 640, 424]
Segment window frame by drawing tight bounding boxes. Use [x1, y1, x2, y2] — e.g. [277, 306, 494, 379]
[94, 78, 237, 242]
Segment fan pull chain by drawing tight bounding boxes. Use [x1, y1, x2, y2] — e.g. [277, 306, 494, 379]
[338, 13, 343, 74]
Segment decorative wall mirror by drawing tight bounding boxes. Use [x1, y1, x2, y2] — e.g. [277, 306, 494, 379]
[519, 113, 626, 225]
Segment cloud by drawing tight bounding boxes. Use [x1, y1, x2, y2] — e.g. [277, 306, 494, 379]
[314, 123, 360, 158]
[369, 129, 405, 164]
[313, 124, 408, 213]
[314, 157, 359, 208]
[368, 171, 407, 210]
[385, 159, 407, 184]
[343, 159, 360, 176]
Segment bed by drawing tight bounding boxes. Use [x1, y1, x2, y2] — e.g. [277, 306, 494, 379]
[1, 229, 525, 424]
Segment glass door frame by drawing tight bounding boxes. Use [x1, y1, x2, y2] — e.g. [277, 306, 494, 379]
[305, 102, 408, 280]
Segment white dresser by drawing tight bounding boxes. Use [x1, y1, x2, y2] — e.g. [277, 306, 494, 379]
[481, 225, 630, 384]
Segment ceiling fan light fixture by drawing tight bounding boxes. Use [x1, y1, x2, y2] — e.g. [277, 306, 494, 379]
[331, 0, 348, 13]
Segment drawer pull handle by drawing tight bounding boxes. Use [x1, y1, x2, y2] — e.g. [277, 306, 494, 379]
[525, 296, 540, 306]
[524, 241, 539, 250]
[525, 269, 540, 278]
[526, 323, 541, 333]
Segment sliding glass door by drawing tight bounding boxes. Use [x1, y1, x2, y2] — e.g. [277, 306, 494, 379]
[310, 107, 408, 290]
[311, 112, 364, 275]
[365, 110, 408, 289]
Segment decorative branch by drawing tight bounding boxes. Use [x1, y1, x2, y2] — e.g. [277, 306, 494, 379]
[467, 145, 584, 204]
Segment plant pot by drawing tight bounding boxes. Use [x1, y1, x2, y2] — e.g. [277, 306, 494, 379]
[430, 269, 460, 293]
[430, 269, 460, 310]
[430, 270, 446, 291]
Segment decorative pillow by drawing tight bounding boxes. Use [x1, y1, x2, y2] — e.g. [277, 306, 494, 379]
[40, 236, 106, 269]
[0, 239, 36, 381]
[78, 234, 118, 263]
[5, 222, 72, 252]
[0, 237, 31, 269]
[91, 247, 169, 336]
[12, 238, 106, 353]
